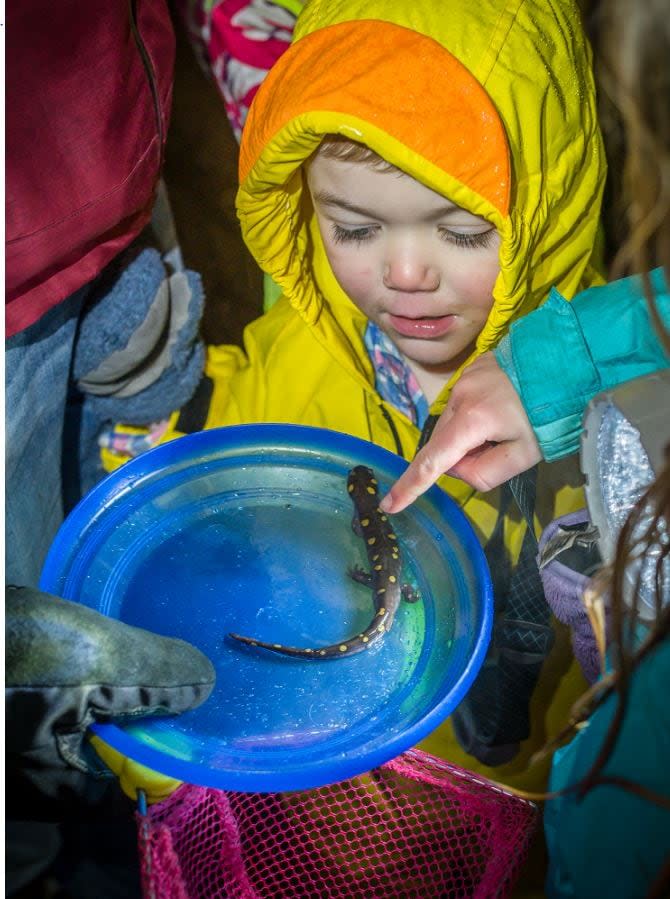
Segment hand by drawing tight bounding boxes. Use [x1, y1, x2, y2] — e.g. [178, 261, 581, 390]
[380, 352, 542, 512]
[5, 585, 215, 811]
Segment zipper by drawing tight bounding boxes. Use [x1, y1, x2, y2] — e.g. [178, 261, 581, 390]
[379, 402, 406, 459]
[417, 414, 439, 451]
[128, 0, 165, 165]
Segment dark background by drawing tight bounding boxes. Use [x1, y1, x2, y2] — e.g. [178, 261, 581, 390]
[163, 21, 264, 347]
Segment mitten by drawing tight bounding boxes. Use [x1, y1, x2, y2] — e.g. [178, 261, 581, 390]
[6, 586, 214, 814]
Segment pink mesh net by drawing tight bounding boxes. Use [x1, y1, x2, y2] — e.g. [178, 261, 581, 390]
[137, 748, 537, 898]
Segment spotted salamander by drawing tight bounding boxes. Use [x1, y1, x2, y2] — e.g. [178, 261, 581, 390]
[228, 464, 419, 659]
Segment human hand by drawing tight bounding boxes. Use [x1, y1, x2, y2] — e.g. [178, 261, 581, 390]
[5, 586, 215, 808]
[380, 352, 542, 512]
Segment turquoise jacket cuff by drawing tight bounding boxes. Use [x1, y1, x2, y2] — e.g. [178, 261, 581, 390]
[494, 268, 670, 461]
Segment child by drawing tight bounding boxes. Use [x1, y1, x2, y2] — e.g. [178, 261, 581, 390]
[104, 0, 606, 792]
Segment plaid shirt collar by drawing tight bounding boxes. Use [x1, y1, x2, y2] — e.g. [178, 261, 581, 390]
[364, 321, 429, 428]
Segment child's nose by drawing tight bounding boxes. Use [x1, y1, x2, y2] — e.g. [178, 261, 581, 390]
[383, 257, 440, 292]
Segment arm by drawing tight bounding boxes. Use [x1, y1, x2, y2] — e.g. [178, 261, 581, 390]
[6, 586, 215, 814]
[500, 267, 670, 461]
[381, 268, 670, 513]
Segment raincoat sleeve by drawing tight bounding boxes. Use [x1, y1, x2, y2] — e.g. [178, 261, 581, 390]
[494, 268, 670, 461]
[203, 294, 299, 426]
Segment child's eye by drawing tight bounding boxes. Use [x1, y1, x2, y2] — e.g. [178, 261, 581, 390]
[331, 224, 378, 244]
[439, 228, 496, 249]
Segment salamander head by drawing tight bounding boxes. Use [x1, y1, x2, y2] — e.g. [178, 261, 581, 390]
[347, 465, 377, 494]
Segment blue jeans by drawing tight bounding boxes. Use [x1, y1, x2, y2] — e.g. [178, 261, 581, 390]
[5, 284, 94, 588]
[5, 282, 139, 896]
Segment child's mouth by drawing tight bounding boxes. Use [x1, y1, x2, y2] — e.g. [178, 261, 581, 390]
[388, 314, 456, 338]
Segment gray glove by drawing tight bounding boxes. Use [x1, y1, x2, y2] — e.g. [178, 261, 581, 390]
[5, 585, 215, 815]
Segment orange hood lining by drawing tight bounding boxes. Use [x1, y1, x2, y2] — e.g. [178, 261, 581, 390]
[239, 19, 510, 216]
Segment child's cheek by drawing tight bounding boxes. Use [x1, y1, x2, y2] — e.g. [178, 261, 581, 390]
[329, 252, 375, 308]
[451, 257, 499, 311]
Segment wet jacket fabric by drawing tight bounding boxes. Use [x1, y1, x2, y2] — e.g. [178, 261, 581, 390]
[5, 0, 175, 337]
[105, 0, 607, 790]
[495, 267, 670, 461]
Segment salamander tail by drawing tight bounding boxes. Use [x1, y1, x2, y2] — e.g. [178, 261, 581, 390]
[227, 614, 392, 659]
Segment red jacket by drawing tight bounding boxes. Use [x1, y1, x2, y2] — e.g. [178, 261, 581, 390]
[5, 0, 175, 337]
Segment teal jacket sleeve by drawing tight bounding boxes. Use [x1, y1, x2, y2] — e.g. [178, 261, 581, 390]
[494, 268, 670, 461]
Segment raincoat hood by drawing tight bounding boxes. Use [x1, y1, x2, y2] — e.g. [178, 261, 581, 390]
[237, 0, 606, 409]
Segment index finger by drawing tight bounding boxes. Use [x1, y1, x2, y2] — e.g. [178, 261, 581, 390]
[379, 413, 485, 513]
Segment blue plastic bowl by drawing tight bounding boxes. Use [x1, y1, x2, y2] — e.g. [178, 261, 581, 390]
[41, 424, 492, 792]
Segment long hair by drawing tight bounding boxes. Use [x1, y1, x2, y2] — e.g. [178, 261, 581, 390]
[586, 0, 670, 714]
[601, 0, 670, 285]
[553, 1, 670, 893]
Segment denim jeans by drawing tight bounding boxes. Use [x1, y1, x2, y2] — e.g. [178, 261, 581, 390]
[5, 285, 92, 588]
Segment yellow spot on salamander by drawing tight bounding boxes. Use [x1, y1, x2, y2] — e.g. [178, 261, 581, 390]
[367, 536, 377, 545]
[389, 575, 397, 583]
[366, 486, 376, 495]
[374, 564, 382, 571]
[273, 644, 283, 649]
[377, 607, 386, 616]
[319, 650, 327, 655]
[372, 554, 380, 561]
[348, 483, 354, 493]
[388, 533, 397, 540]
[377, 587, 386, 595]
[361, 517, 370, 527]
[380, 514, 388, 522]
[371, 478, 378, 485]
[362, 636, 370, 643]
[339, 645, 348, 652]
[378, 624, 386, 633]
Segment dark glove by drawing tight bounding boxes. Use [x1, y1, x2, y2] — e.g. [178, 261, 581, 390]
[5, 585, 215, 815]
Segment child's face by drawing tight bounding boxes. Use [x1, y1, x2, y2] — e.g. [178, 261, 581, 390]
[306, 154, 501, 385]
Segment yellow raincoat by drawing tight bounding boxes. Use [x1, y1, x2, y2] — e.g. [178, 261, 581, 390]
[104, 0, 606, 793]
